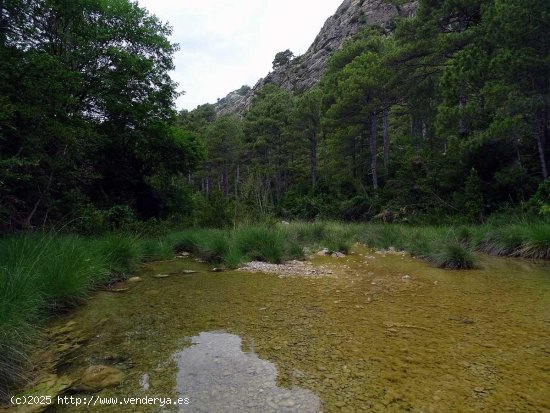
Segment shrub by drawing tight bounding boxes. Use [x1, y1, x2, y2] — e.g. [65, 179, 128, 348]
[141, 238, 174, 262]
[433, 242, 476, 269]
[518, 224, 550, 259]
[97, 234, 143, 277]
[234, 226, 285, 264]
[195, 230, 230, 264]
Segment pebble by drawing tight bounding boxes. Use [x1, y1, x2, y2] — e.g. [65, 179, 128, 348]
[238, 261, 333, 277]
[279, 399, 296, 408]
[152, 274, 171, 279]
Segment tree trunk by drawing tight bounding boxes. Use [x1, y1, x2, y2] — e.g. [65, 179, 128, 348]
[383, 108, 389, 177]
[370, 114, 379, 190]
[309, 131, 318, 188]
[235, 164, 240, 201]
[351, 137, 357, 179]
[458, 83, 468, 136]
[536, 108, 548, 179]
[0, 0, 6, 46]
[23, 171, 53, 229]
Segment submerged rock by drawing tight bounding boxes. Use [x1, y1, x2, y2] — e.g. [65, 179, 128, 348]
[152, 274, 171, 279]
[72, 365, 124, 392]
[127, 276, 143, 283]
[12, 375, 73, 413]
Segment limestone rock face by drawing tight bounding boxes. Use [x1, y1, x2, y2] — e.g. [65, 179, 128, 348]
[215, 0, 418, 116]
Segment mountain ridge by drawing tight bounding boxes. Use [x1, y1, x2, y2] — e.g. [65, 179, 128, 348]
[214, 0, 418, 116]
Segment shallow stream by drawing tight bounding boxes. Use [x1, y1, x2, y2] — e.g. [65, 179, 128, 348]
[46, 247, 549, 412]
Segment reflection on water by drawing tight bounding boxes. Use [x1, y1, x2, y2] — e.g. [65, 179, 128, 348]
[173, 332, 322, 413]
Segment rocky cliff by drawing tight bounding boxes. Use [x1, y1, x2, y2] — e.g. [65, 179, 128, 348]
[215, 0, 418, 116]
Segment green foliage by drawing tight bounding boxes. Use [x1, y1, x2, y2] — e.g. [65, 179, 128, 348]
[237, 85, 251, 96]
[272, 49, 295, 69]
[191, 191, 232, 228]
[97, 234, 144, 277]
[234, 226, 285, 264]
[141, 238, 175, 262]
[0, 0, 202, 233]
[519, 225, 550, 260]
[433, 242, 476, 270]
[0, 230, 178, 397]
[177, 0, 549, 224]
[0, 232, 139, 397]
[461, 169, 484, 222]
[195, 230, 230, 264]
[528, 180, 550, 216]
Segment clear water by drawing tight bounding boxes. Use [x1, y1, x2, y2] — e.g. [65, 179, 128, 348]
[47, 247, 550, 412]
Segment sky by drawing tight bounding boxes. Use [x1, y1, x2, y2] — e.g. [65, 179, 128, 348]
[138, 0, 343, 111]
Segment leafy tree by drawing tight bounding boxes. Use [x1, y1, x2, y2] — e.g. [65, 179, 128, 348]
[200, 115, 244, 197]
[245, 84, 296, 203]
[272, 49, 295, 70]
[0, 0, 201, 230]
[291, 88, 323, 188]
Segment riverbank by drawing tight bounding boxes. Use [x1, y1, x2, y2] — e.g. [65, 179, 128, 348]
[2, 219, 550, 399]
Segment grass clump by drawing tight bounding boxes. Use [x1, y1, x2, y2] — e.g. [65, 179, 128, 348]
[195, 230, 230, 264]
[323, 223, 355, 254]
[170, 229, 231, 264]
[291, 222, 328, 246]
[36, 237, 104, 308]
[234, 226, 285, 264]
[0, 254, 41, 398]
[402, 228, 436, 257]
[358, 224, 404, 250]
[141, 238, 174, 262]
[477, 225, 526, 256]
[518, 224, 550, 259]
[0, 234, 113, 398]
[432, 241, 476, 269]
[97, 234, 143, 277]
[473, 223, 550, 259]
[0, 232, 148, 399]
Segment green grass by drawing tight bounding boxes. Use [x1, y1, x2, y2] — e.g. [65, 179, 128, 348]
[96, 234, 144, 277]
[234, 226, 285, 264]
[517, 224, 550, 259]
[2, 218, 549, 399]
[0, 232, 155, 400]
[169, 226, 295, 267]
[141, 238, 174, 262]
[473, 222, 550, 259]
[432, 241, 476, 269]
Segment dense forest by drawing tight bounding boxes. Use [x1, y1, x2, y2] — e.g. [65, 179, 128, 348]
[183, 0, 550, 226]
[1, 0, 550, 233]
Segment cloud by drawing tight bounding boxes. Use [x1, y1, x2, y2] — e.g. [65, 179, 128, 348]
[137, 0, 343, 110]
